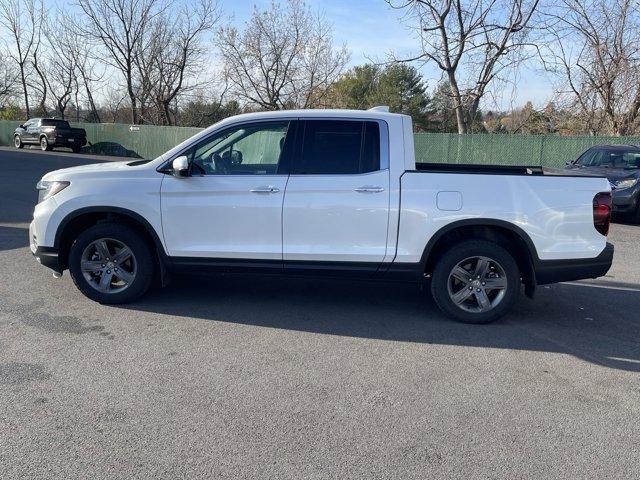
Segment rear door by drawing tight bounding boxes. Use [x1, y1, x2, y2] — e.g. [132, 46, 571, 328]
[282, 119, 390, 267]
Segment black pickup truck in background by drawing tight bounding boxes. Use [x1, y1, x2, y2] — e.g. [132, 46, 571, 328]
[14, 118, 87, 153]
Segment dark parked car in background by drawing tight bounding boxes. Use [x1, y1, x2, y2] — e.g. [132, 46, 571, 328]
[566, 145, 640, 222]
[14, 118, 87, 153]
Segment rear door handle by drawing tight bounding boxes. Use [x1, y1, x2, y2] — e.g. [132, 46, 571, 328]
[355, 186, 384, 193]
[250, 186, 280, 193]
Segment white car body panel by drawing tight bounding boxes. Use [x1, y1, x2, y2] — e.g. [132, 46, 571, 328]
[396, 172, 610, 263]
[32, 162, 163, 252]
[160, 174, 288, 259]
[283, 170, 390, 262]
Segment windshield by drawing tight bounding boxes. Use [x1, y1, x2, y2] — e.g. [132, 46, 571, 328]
[577, 148, 640, 168]
[41, 119, 71, 129]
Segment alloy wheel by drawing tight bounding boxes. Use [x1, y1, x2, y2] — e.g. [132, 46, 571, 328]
[447, 256, 508, 313]
[80, 238, 137, 294]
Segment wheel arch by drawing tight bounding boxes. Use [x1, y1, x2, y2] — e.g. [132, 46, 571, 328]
[54, 206, 168, 282]
[421, 219, 538, 286]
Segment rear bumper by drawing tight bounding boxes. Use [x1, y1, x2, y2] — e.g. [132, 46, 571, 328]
[51, 137, 87, 147]
[534, 243, 614, 285]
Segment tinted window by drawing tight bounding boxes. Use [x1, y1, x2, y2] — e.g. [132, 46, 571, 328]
[576, 149, 599, 166]
[189, 121, 290, 175]
[579, 148, 640, 168]
[41, 119, 71, 128]
[295, 120, 380, 174]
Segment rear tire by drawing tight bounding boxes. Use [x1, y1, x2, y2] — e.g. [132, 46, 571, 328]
[40, 136, 51, 151]
[430, 239, 520, 324]
[72, 145, 81, 154]
[14, 135, 23, 149]
[68, 223, 155, 304]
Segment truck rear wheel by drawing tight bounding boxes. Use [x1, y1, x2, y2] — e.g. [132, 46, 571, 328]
[40, 136, 51, 151]
[68, 223, 155, 304]
[430, 240, 520, 324]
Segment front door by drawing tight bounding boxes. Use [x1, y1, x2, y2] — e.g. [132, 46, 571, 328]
[161, 120, 294, 259]
[283, 119, 390, 265]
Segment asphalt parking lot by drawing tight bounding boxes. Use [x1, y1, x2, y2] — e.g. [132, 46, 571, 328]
[1, 146, 639, 479]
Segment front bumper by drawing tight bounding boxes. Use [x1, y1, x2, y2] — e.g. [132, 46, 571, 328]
[32, 246, 62, 274]
[612, 187, 639, 214]
[30, 220, 62, 274]
[534, 242, 614, 285]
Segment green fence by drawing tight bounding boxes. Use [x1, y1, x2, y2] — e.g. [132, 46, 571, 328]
[2, 119, 640, 166]
[0, 120, 201, 159]
[413, 133, 640, 167]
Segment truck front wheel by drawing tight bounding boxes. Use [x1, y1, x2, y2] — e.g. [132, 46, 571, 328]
[430, 240, 520, 324]
[68, 223, 155, 304]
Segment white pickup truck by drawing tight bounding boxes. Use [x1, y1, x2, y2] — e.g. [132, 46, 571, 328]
[30, 107, 614, 323]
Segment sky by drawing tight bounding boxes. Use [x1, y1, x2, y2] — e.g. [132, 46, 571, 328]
[42, 0, 554, 110]
[225, 0, 554, 110]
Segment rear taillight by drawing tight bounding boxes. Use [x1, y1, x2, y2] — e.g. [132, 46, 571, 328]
[593, 192, 612, 236]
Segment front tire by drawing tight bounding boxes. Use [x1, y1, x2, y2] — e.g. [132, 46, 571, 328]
[40, 136, 51, 151]
[14, 135, 23, 149]
[68, 223, 155, 304]
[430, 240, 520, 324]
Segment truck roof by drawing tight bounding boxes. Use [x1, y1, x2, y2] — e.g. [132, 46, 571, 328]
[216, 108, 405, 124]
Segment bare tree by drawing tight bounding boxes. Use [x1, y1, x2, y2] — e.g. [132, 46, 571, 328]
[543, 0, 640, 135]
[76, 0, 162, 123]
[48, 12, 103, 122]
[135, 0, 222, 125]
[389, 0, 540, 133]
[30, 19, 49, 116]
[41, 17, 80, 119]
[0, 50, 20, 105]
[0, 0, 43, 117]
[217, 0, 349, 110]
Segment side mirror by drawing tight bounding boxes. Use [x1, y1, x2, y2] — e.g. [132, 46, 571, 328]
[172, 156, 190, 177]
[19, 124, 24, 129]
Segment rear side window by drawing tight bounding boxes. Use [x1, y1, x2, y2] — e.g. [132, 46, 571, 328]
[295, 120, 381, 174]
[41, 119, 71, 128]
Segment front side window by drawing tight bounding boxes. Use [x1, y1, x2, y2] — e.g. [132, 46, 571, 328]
[576, 149, 601, 166]
[294, 120, 381, 174]
[188, 121, 290, 175]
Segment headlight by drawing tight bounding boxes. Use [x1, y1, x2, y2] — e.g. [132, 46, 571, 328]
[612, 178, 638, 191]
[36, 180, 70, 203]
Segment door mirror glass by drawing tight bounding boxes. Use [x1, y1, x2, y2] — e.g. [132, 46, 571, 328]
[172, 156, 190, 177]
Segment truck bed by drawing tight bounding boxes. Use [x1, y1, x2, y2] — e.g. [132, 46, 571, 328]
[414, 163, 606, 177]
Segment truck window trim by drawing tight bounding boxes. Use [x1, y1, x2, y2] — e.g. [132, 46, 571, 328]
[157, 116, 389, 175]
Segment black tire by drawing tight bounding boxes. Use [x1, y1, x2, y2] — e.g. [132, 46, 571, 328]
[430, 239, 520, 324]
[68, 223, 155, 304]
[72, 145, 81, 154]
[40, 136, 51, 151]
[633, 202, 640, 224]
[14, 135, 23, 149]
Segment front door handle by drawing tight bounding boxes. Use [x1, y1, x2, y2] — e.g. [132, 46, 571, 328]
[355, 186, 384, 193]
[250, 186, 280, 193]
